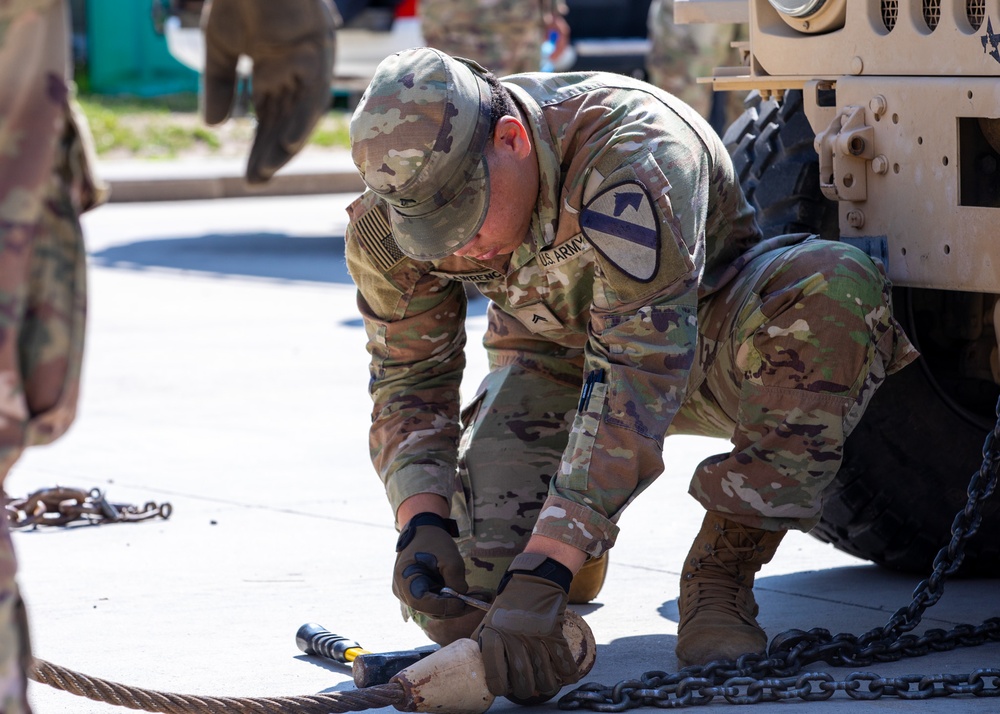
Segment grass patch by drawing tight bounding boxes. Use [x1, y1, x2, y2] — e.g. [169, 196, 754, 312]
[77, 92, 352, 159]
[309, 121, 352, 149]
[78, 93, 223, 159]
[79, 93, 201, 114]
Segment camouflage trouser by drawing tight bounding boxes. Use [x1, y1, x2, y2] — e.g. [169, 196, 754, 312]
[409, 238, 915, 638]
[0, 521, 33, 714]
[680, 239, 915, 530]
[419, 0, 545, 76]
[0, 123, 91, 713]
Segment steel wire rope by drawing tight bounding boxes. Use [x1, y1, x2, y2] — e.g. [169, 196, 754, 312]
[29, 658, 405, 714]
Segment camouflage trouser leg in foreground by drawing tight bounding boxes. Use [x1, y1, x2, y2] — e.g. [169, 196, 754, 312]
[0, 150, 89, 713]
[0, 6, 96, 697]
[0, 516, 32, 714]
[683, 239, 916, 531]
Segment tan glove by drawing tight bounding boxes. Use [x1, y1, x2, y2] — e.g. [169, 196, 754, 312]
[201, 0, 339, 183]
[474, 553, 580, 702]
[392, 513, 473, 618]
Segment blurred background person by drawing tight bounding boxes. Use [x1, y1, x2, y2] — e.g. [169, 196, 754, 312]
[420, 0, 570, 76]
[200, 0, 339, 182]
[0, 2, 104, 710]
[646, 0, 745, 134]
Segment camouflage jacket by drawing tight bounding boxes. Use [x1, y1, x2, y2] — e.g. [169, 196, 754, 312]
[1, 0, 67, 229]
[345, 71, 804, 556]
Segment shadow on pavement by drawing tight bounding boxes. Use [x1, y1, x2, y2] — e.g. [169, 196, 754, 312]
[592, 633, 677, 675]
[293, 653, 352, 676]
[658, 564, 1000, 631]
[90, 232, 354, 284]
[90, 231, 492, 319]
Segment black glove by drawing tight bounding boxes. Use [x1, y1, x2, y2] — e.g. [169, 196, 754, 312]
[474, 553, 580, 702]
[201, 0, 338, 183]
[392, 512, 472, 618]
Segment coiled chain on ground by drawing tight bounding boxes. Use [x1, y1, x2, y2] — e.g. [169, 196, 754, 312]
[559, 397, 1000, 709]
[5, 486, 172, 528]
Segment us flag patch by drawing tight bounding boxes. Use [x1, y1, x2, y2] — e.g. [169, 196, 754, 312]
[580, 181, 660, 282]
[355, 203, 404, 273]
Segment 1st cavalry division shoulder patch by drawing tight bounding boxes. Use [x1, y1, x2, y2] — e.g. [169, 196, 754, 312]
[579, 181, 660, 282]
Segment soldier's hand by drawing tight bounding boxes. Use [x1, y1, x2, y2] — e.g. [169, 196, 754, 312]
[392, 512, 472, 618]
[201, 0, 338, 183]
[545, 13, 571, 61]
[474, 553, 580, 702]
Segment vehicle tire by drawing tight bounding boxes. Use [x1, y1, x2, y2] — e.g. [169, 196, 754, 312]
[818, 287, 1000, 576]
[725, 91, 1000, 575]
[721, 90, 838, 239]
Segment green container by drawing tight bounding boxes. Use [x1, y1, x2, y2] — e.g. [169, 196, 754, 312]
[87, 0, 198, 96]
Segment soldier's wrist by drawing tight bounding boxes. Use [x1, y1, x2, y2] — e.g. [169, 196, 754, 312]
[407, 511, 460, 534]
[396, 492, 450, 527]
[502, 552, 573, 594]
[395, 512, 460, 552]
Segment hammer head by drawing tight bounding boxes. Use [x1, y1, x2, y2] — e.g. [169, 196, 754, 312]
[353, 645, 439, 688]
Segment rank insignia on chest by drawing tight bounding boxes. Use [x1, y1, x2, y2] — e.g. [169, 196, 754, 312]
[579, 180, 660, 282]
[515, 302, 563, 334]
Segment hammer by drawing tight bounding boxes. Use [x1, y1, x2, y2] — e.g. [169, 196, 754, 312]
[295, 623, 439, 687]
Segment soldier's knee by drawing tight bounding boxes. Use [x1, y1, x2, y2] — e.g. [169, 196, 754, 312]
[791, 240, 890, 307]
[763, 241, 893, 347]
[748, 239, 899, 395]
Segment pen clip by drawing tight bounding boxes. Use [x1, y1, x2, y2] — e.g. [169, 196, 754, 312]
[579, 368, 605, 412]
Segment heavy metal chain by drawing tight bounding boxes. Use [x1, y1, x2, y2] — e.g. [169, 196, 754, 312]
[559, 396, 1000, 709]
[5, 486, 172, 529]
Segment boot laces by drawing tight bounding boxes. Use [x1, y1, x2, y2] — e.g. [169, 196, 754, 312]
[683, 521, 766, 619]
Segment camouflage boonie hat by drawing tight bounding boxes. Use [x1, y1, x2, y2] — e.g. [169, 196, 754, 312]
[350, 47, 493, 260]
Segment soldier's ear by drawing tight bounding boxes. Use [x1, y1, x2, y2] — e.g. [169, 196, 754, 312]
[492, 116, 532, 158]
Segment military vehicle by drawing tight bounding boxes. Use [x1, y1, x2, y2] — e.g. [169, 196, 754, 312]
[675, 0, 1000, 575]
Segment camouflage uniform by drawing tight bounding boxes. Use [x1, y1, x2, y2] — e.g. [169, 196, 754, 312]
[646, 0, 745, 126]
[0, 2, 103, 710]
[345, 49, 918, 632]
[420, 0, 566, 76]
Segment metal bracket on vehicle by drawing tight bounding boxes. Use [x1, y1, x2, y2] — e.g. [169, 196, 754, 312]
[815, 104, 874, 202]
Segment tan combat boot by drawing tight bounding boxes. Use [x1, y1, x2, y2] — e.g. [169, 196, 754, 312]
[568, 552, 609, 604]
[675, 512, 785, 667]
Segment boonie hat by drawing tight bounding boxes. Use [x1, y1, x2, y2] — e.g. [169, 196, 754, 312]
[350, 47, 493, 260]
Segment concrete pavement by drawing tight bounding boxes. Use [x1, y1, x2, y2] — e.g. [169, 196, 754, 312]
[8, 183, 1000, 713]
[98, 147, 364, 203]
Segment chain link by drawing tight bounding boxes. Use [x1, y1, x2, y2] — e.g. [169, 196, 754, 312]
[562, 670, 1000, 709]
[5, 486, 172, 529]
[559, 395, 1000, 709]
